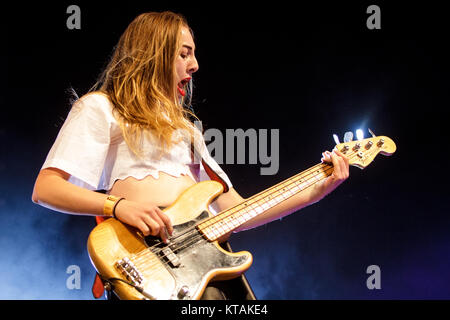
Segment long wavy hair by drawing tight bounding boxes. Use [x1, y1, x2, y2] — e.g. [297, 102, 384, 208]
[90, 11, 199, 157]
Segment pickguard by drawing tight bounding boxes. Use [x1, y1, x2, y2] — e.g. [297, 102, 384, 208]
[143, 211, 249, 299]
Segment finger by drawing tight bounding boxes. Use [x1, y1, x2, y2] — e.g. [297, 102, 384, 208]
[152, 214, 169, 244]
[321, 151, 332, 163]
[156, 208, 173, 235]
[333, 148, 349, 164]
[333, 149, 349, 179]
[330, 151, 342, 178]
[159, 227, 170, 244]
[147, 210, 169, 243]
[137, 221, 151, 236]
[142, 214, 161, 237]
[333, 149, 349, 171]
[339, 155, 349, 179]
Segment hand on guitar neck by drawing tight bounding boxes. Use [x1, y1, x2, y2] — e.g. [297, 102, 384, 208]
[313, 148, 350, 203]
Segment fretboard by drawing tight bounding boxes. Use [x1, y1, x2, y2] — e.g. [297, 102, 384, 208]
[197, 162, 334, 241]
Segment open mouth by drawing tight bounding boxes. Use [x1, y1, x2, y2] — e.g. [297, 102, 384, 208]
[177, 77, 191, 97]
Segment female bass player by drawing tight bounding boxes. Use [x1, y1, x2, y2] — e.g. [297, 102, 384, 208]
[32, 11, 349, 299]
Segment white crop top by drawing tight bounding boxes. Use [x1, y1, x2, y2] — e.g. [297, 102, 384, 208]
[41, 92, 232, 192]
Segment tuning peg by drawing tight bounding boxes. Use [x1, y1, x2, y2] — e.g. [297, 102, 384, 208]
[356, 129, 364, 141]
[333, 134, 340, 145]
[343, 131, 353, 143]
[368, 128, 376, 138]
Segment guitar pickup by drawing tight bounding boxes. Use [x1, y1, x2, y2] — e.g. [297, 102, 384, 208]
[161, 247, 181, 267]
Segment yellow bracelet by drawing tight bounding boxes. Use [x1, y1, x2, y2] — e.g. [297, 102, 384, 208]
[103, 195, 124, 218]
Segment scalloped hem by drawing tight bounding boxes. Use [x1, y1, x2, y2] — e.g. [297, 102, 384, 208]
[103, 168, 197, 192]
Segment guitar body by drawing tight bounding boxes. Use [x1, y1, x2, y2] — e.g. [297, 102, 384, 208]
[87, 181, 253, 300]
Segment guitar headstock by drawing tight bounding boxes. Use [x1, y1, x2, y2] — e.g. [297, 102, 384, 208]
[333, 129, 396, 169]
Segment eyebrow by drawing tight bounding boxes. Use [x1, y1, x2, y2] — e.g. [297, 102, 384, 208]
[182, 44, 195, 51]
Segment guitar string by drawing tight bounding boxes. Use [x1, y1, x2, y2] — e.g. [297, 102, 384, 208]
[199, 144, 381, 233]
[130, 146, 377, 274]
[130, 163, 337, 271]
[131, 160, 332, 260]
[130, 148, 366, 269]
[133, 142, 384, 271]
[132, 149, 375, 277]
[197, 163, 333, 230]
[131, 158, 337, 260]
[133, 165, 338, 274]
[134, 154, 338, 255]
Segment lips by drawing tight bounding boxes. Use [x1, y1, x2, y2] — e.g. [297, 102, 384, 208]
[177, 77, 191, 97]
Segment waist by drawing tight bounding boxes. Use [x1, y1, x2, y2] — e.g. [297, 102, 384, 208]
[108, 171, 197, 207]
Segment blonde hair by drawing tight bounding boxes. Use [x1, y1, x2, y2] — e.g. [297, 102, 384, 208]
[90, 11, 199, 157]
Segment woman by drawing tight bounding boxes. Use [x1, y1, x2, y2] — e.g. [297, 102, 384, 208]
[32, 11, 349, 299]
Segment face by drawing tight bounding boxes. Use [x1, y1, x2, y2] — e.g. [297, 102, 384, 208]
[175, 26, 199, 98]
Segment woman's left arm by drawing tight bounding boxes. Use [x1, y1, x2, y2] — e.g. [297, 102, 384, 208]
[213, 149, 349, 232]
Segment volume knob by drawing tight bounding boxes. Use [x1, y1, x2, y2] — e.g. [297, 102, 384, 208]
[178, 286, 190, 299]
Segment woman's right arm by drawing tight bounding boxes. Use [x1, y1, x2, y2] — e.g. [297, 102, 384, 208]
[32, 167, 173, 242]
[32, 167, 108, 215]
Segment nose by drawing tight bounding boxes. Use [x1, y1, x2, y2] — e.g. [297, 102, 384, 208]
[188, 55, 199, 74]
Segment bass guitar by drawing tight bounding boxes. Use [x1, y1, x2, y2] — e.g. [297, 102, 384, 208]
[87, 131, 396, 299]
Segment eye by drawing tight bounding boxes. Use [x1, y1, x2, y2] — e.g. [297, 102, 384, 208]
[180, 51, 188, 59]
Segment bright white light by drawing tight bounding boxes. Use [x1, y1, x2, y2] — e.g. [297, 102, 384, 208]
[356, 129, 364, 141]
[333, 134, 340, 145]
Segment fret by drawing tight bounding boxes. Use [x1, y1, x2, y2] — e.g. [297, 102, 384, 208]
[218, 219, 232, 232]
[261, 202, 269, 210]
[210, 227, 219, 237]
[222, 217, 234, 230]
[241, 211, 252, 220]
[284, 187, 294, 197]
[274, 195, 284, 203]
[249, 202, 259, 210]
[247, 210, 257, 219]
[199, 163, 335, 241]
[253, 206, 264, 214]
[298, 181, 308, 190]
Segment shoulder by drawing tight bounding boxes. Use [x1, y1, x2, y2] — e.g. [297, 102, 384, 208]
[73, 91, 113, 111]
[70, 91, 115, 121]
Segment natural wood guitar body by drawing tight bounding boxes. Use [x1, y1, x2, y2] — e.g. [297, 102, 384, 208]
[87, 181, 253, 300]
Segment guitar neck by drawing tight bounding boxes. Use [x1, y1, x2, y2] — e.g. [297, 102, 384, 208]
[197, 162, 334, 241]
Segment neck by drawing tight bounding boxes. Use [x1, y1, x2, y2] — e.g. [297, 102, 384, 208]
[196, 162, 334, 241]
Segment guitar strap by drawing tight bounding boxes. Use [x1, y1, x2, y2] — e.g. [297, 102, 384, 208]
[91, 142, 230, 299]
[190, 141, 230, 193]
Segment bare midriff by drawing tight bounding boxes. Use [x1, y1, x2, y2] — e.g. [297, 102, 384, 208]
[108, 172, 197, 208]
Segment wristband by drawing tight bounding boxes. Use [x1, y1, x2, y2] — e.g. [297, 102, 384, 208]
[103, 195, 125, 219]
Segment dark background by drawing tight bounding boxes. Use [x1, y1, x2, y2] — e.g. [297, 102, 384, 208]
[1, 1, 449, 299]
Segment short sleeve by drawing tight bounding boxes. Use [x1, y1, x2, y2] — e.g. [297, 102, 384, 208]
[41, 93, 115, 190]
